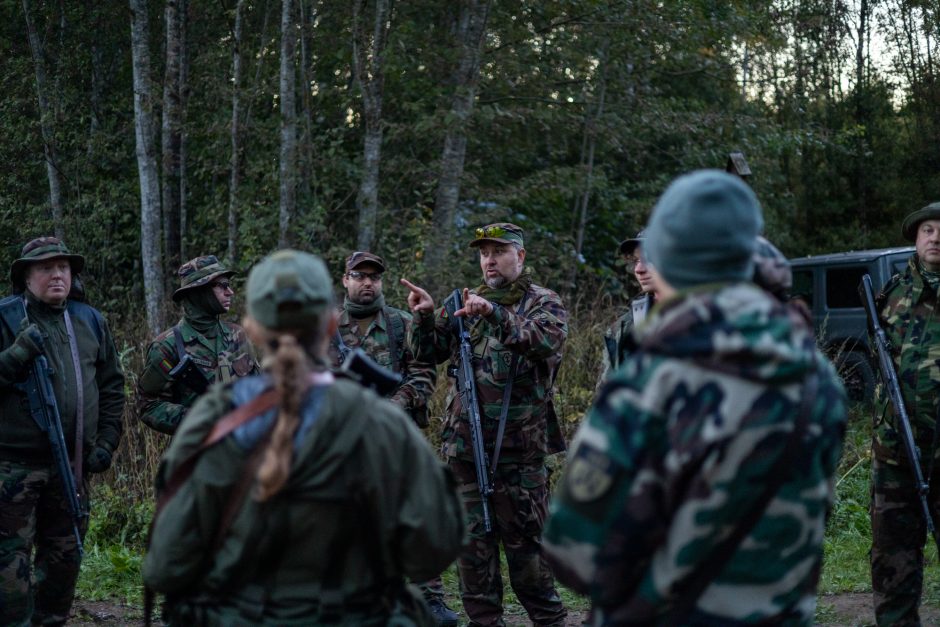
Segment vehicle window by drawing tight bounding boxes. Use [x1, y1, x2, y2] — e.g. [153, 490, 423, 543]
[792, 269, 813, 307]
[825, 266, 868, 308]
[891, 258, 908, 277]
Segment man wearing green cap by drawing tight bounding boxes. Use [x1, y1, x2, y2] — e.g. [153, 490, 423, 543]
[0, 236, 125, 626]
[137, 255, 259, 435]
[402, 222, 568, 627]
[144, 249, 463, 625]
[870, 203, 940, 625]
[597, 229, 658, 389]
[544, 170, 847, 624]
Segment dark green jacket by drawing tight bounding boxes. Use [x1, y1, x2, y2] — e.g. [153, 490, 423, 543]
[0, 293, 125, 463]
[143, 374, 464, 625]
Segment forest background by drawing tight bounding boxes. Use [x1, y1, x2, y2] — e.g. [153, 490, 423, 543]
[1, 0, 938, 617]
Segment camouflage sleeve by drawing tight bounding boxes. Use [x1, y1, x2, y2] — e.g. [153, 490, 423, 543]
[137, 339, 187, 435]
[485, 289, 568, 361]
[93, 316, 126, 453]
[411, 307, 456, 366]
[390, 314, 437, 411]
[596, 328, 615, 396]
[543, 377, 666, 601]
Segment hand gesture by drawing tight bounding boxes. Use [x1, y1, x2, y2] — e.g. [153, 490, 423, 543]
[455, 288, 493, 318]
[400, 278, 435, 314]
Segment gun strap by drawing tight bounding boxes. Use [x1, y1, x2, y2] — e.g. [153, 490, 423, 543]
[63, 310, 84, 491]
[383, 307, 405, 375]
[172, 325, 186, 361]
[489, 292, 529, 477]
[664, 370, 818, 624]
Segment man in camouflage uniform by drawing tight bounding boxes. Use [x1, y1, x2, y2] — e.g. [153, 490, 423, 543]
[870, 202, 940, 626]
[598, 229, 657, 387]
[137, 255, 258, 435]
[544, 170, 848, 624]
[0, 237, 125, 626]
[402, 222, 568, 627]
[327, 251, 453, 624]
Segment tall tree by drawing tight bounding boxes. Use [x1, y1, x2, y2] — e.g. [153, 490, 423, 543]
[130, 0, 166, 334]
[425, 0, 491, 292]
[351, 0, 391, 251]
[278, 0, 298, 247]
[23, 0, 65, 238]
[227, 0, 246, 263]
[162, 0, 183, 275]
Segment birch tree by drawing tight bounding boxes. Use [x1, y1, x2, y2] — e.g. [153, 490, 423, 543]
[227, 0, 246, 263]
[162, 0, 183, 274]
[278, 0, 298, 247]
[130, 0, 166, 334]
[23, 0, 65, 238]
[352, 0, 391, 251]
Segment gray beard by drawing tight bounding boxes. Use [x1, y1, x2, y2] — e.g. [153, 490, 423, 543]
[484, 275, 508, 289]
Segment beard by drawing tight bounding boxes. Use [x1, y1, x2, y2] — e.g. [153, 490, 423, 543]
[484, 275, 508, 289]
[351, 291, 377, 304]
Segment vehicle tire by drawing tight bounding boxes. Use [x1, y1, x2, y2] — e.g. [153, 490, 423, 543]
[835, 350, 876, 404]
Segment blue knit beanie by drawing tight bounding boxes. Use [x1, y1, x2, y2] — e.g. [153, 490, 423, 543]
[644, 170, 764, 289]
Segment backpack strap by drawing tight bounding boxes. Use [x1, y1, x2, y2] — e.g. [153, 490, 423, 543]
[663, 370, 819, 624]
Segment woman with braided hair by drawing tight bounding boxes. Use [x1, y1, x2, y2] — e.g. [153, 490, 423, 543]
[143, 249, 464, 626]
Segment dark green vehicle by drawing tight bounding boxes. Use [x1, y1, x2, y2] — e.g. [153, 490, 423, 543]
[790, 246, 914, 403]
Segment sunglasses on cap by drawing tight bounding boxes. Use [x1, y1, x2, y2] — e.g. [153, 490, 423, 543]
[475, 225, 510, 239]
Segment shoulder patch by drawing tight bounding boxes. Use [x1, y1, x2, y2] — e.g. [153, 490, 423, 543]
[566, 444, 616, 502]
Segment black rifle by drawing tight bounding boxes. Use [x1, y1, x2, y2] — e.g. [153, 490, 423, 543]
[335, 332, 403, 397]
[444, 289, 494, 533]
[0, 300, 86, 556]
[860, 273, 940, 556]
[168, 327, 209, 395]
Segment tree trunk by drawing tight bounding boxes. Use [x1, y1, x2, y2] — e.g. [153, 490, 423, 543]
[179, 0, 189, 261]
[162, 0, 183, 275]
[130, 0, 166, 335]
[23, 0, 65, 238]
[228, 0, 246, 264]
[278, 0, 298, 248]
[352, 0, 391, 252]
[425, 0, 491, 293]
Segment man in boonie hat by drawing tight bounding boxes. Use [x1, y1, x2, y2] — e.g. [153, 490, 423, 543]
[870, 201, 940, 625]
[0, 236, 125, 626]
[401, 221, 569, 626]
[137, 255, 258, 436]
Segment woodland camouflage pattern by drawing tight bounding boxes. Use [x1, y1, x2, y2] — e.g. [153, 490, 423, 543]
[598, 294, 652, 390]
[544, 283, 847, 625]
[870, 253, 940, 626]
[137, 320, 258, 434]
[328, 306, 435, 415]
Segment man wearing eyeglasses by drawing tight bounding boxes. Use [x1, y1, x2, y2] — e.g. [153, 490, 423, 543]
[137, 255, 259, 435]
[402, 222, 569, 627]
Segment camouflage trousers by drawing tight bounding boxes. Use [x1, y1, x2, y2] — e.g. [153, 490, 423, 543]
[451, 460, 566, 627]
[0, 460, 88, 627]
[870, 451, 940, 627]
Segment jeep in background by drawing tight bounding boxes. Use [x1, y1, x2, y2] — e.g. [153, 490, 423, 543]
[789, 246, 914, 403]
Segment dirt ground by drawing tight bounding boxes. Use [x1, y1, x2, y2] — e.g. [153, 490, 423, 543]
[70, 594, 940, 626]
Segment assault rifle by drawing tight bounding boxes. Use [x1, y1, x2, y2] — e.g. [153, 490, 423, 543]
[0, 299, 86, 556]
[860, 273, 940, 556]
[334, 332, 403, 397]
[444, 289, 494, 533]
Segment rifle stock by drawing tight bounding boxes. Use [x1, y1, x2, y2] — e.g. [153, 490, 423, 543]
[860, 273, 940, 557]
[444, 289, 495, 534]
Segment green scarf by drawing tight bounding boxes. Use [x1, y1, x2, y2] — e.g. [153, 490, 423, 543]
[345, 293, 385, 319]
[474, 266, 533, 306]
[181, 288, 224, 338]
[921, 262, 940, 295]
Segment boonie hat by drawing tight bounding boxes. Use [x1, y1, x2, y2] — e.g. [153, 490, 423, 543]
[618, 229, 647, 257]
[902, 202, 940, 242]
[247, 249, 333, 331]
[10, 237, 85, 289]
[172, 255, 235, 302]
[469, 223, 525, 248]
[345, 251, 386, 272]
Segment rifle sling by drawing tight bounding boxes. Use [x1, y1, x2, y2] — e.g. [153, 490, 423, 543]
[172, 325, 186, 361]
[62, 310, 84, 491]
[663, 370, 818, 624]
[488, 292, 529, 478]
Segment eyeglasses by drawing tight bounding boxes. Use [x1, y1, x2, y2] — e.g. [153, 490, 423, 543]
[475, 226, 508, 239]
[346, 270, 383, 282]
[211, 281, 233, 292]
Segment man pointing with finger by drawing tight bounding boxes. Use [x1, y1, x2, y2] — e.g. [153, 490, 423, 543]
[402, 222, 568, 627]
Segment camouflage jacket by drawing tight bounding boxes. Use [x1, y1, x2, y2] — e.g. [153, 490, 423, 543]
[598, 293, 653, 390]
[137, 318, 258, 435]
[143, 374, 464, 624]
[875, 254, 940, 463]
[328, 305, 436, 413]
[544, 283, 847, 625]
[412, 282, 568, 465]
